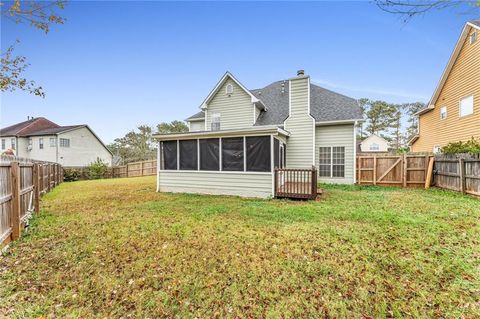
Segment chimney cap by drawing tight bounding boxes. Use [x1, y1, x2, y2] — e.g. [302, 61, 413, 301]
[297, 69, 305, 76]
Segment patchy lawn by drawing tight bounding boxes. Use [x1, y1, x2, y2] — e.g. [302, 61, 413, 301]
[1, 177, 479, 318]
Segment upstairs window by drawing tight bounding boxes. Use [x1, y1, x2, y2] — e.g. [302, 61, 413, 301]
[39, 138, 44, 149]
[1, 139, 5, 150]
[211, 113, 221, 131]
[11, 138, 16, 150]
[470, 31, 477, 45]
[369, 143, 380, 151]
[459, 95, 474, 117]
[50, 137, 56, 147]
[440, 106, 447, 120]
[60, 138, 70, 147]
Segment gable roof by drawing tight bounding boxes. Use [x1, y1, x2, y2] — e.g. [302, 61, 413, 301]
[187, 74, 362, 126]
[418, 19, 480, 115]
[200, 72, 265, 110]
[0, 117, 59, 136]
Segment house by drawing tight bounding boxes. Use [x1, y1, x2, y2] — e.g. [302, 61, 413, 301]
[153, 70, 362, 198]
[0, 117, 113, 167]
[410, 20, 480, 153]
[358, 134, 390, 153]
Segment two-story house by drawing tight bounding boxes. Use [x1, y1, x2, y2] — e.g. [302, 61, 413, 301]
[0, 117, 113, 167]
[153, 70, 362, 198]
[410, 20, 480, 152]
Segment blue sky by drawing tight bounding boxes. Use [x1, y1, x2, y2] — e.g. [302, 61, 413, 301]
[1, 1, 478, 143]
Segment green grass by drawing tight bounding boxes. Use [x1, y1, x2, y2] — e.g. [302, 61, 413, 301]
[1, 177, 479, 318]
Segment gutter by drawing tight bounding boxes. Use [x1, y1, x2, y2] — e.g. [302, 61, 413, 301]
[315, 119, 363, 126]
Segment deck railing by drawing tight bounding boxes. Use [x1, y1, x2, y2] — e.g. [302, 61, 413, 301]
[274, 167, 318, 200]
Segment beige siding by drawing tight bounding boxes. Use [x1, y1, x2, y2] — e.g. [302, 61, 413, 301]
[26, 136, 57, 162]
[58, 127, 112, 167]
[413, 25, 480, 152]
[284, 77, 315, 168]
[205, 79, 254, 130]
[189, 121, 205, 132]
[158, 171, 273, 198]
[315, 124, 355, 184]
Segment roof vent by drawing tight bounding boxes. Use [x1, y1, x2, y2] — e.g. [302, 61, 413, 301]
[281, 81, 285, 94]
[297, 69, 305, 77]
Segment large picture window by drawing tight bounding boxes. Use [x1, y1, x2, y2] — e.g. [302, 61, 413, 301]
[179, 140, 198, 170]
[246, 136, 270, 172]
[162, 141, 177, 170]
[319, 146, 345, 178]
[222, 137, 244, 171]
[200, 138, 219, 170]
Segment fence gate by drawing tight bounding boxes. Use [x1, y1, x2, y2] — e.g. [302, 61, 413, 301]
[357, 155, 430, 187]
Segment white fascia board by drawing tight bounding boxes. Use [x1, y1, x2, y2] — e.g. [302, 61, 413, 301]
[153, 125, 290, 140]
[315, 119, 362, 126]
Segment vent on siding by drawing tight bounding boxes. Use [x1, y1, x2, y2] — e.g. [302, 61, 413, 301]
[226, 83, 234, 95]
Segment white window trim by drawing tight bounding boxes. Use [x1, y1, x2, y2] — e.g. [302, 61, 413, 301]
[318, 146, 345, 179]
[225, 83, 234, 95]
[459, 95, 474, 117]
[440, 106, 447, 120]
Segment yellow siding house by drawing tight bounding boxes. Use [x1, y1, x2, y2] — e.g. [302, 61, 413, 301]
[410, 20, 480, 152]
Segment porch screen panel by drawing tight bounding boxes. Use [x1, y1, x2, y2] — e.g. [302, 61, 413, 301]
[246, 136, 271, 172]
[162, 141, 177, 170]
[179, 140, 198, 170]
[200, 138, 219, 171]
[222, 137, 244, 171]
[319, 147, 331, 177]
[274, 139, 279, 168]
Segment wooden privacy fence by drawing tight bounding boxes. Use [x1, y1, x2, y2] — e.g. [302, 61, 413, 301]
[434, 154, 480, 196]
[112, 159, 157, 178]
[357, 154, 431, 187]
[274, 167, 318, 200]
[0, 157, 63, 247]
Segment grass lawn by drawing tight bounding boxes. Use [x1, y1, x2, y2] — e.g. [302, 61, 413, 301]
[1, 177, 479, 318]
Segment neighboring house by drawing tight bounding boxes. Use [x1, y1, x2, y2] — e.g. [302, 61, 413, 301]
[358, 134, 390, 153]
[410, 20, 480, 153]
[0, 117, 113, 167]
[153, 70, 362, 198]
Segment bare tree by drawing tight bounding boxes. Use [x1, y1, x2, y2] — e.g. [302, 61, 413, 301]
[1, 0, 66, 96]
[375, 0, 479, 20]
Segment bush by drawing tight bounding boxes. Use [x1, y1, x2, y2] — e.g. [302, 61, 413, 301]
[441, 138, 480, 155]
[63, 168, 81, 182]
[85, 158, 109, 179]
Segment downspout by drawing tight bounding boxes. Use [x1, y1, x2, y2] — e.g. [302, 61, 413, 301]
[353, 121, 357, 184]
[156, 141, 160, 192]
[55, 134, 59, 163]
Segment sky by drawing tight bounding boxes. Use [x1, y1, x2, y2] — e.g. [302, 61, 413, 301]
[1, 1, 478, 143]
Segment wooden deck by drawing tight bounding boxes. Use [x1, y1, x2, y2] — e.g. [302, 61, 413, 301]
[274, 168, 318, 200]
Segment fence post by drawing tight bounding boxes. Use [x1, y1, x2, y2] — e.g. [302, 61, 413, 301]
[459, 158, 466, 194]
[141, 161, 144, 177]
[127, 163, 130, 178]
[10, 161, 21, 240]
[373, 155, 377, 186]
[403, 154, 407, 188]
[33, 163, 40, 213]
[357, 157, 361, 185]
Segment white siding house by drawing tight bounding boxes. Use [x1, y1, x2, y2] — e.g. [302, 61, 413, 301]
[0, 117, 112, 167]
[157, 71, 363, 198]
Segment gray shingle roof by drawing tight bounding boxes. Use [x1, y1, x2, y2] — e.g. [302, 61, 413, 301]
[25, 125, 86, 136]
[185, 111, 205, 120]
[186, 78, 361, 126]
[470, 19, 480, 27]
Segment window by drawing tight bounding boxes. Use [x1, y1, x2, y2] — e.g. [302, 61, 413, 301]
[28, 138, 33, 149]
[440, 106, 447, 120]
[179, 140, 198, 170]
[318, 147, 331, 177]
[274, 139, 280, 168]
[433, 145, 442, 154]
[1, 139, 5, 150]
[200, 138, 219, 170]
[369, 143, 380, 151]
[222, 137, 244, 171]
[11, 138, 15, 150]
[332, 147, 345, 178]
[319, 146, 345, 178]
[161, 141, 177, 170]
[60, 138, 70, 147]
[226, 83, 234, 95]
[50, 137, 56, 147]
[39, 138, 44, 149]
[470, 31, 477, 45]
[211, 113, 220, 131]
[459, 95, 474, 117]
[246, 136, 270, 172]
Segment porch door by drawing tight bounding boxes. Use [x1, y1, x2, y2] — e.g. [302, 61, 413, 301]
[279, 145, 285, 168]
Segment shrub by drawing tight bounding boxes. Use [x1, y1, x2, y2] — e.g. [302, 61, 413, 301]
[63, 168, 81, 182]
[441, 138, 480, 155]
[85, 158, 109, 179]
